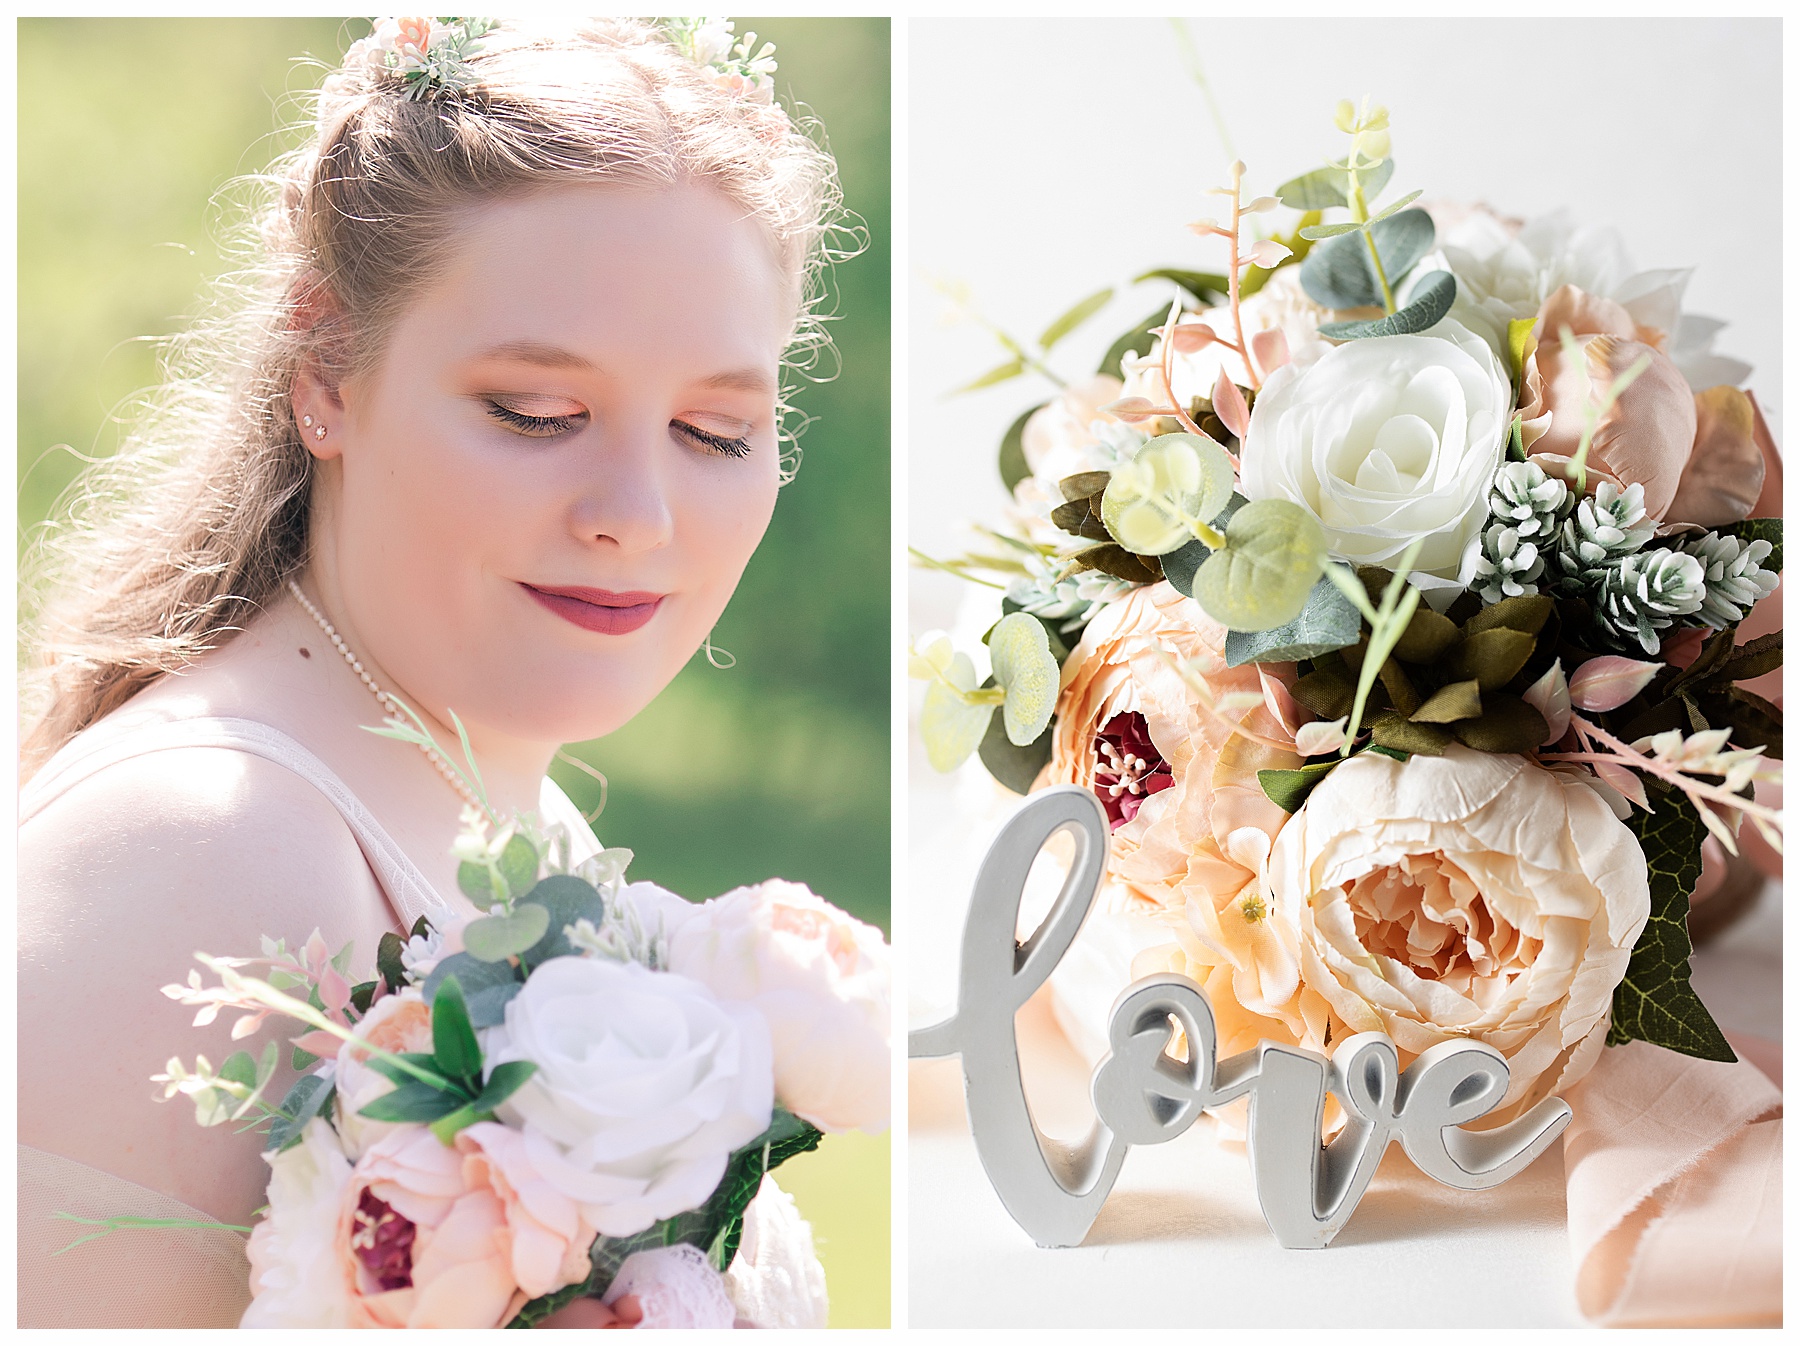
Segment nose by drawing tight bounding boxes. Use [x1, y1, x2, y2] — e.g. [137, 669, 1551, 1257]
[567, 416, 676, 554]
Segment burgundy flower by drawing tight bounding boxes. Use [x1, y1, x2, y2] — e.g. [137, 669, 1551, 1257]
[350, 1189, 417, 1291]
[1092, 712, 1174, 829]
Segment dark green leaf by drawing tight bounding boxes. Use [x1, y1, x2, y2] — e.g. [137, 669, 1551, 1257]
[1161, 493, 1245, 599]
[1223, 576, 1361, 665]
[1450, 695, 1547, 753]
[1099, 305, 1169, 380]
[268, 1075, 335, 1154]
[1292, 667, 1355, 721]
[1132, 268, 1230, 303]
[978, 705, 1053, 795]
[377, 931, 409, 992]
[1720, 517, 1781, 574]
[1710, 686, 1782, 758]
[516, 875, 609, 968]
[1258, 760, 1340, 812]
[1390, 608, 1459, 664]
[367, 1052, 442, 1088]
[1369, 712, 1452, 755]
[471, 1059, 539, 1113]
[1319, 270, 1456, 340]
[424, 953, 525, 1029]
[1718, 631, 1782, 686]
[291, 1045, 320, 1073]
[1448, 626, 1536, 691]
[1608, 792, 1736, 1061]
[1040, 287, 1114, 351]
[430, 976, 483, 1081]
[357, 1080, 468, 1123]
[1058, 470, 1112, 502]
[349, 980, 379, 1015]
[496, 832, 540, 901]
[1070, 543, 1162, 585]
[1051, 494, 1110, 541]
[1300, 209, 1437, 310]
[998, 403, 1045, 494]
[1465, 592, 1555, 637]
[1411, 679, 1483, 724]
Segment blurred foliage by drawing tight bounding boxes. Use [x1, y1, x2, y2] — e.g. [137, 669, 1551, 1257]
[17, 16, 891, 1326]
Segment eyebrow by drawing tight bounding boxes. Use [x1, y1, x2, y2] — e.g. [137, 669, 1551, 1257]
[472, 342, 776, 395]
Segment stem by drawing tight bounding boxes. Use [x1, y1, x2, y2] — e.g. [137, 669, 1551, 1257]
[908, 546, 1008, 588]
[1225, 164, 1260, 390]
[1156, 297, 1216, 445]
[1349, 175, 1396, 314]
[1553, 715, 1784, 823]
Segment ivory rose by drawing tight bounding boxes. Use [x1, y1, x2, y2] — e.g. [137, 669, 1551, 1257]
[1044, 581, 1331, 1062]
[668, 879, 891, 1134]
[242, 1118, 356, 1327]
[1268, 745, 1650, 1118]
[484, 956, 773, 1239]
[1239, 323, 1511, 580]
[331, 1123, 594, 1328]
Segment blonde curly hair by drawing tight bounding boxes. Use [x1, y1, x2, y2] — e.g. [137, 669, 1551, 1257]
[21, 18, 851, 776]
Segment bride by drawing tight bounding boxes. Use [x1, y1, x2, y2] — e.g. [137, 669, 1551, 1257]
[19, 17, 854, 1328]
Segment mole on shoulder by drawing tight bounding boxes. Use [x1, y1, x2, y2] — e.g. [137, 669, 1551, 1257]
[299, 647, 311, 659]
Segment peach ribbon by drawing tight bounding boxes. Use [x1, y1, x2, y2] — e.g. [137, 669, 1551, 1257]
[1562, 1038, 1782, 1327]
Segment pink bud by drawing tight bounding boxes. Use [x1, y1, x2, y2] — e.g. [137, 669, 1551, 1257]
[1250, 328, 1290, 378]
[1242, 240, 1293, 270]
[1569, 656, 1663, 712]
[1294, 718, 1348, 757]
[1212, 369, 1251, 440]
[290, 1029, 344, 1060]
[1166, 322, 1219, 354]
[1523, 660, 1571, 745]
[1591, 759, 1651, 812]
[1100, 396, 1172, 424]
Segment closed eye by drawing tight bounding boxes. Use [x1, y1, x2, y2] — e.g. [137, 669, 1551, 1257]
[673, 420, 753, 459]
[485, 399, 588, 437]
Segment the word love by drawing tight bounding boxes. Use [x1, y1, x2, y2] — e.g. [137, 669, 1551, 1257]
[910, 787, 1571, 1250]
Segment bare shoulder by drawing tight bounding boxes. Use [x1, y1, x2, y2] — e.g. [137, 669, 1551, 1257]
[19, 745, 395, 1222]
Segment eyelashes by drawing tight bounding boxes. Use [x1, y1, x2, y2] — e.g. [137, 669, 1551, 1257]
[483, 401, 752, 458]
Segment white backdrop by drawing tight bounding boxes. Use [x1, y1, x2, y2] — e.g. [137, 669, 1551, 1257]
[904, 16, 1783, 1328]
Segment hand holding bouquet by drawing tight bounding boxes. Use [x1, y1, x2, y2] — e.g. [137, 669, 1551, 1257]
[157, 806, 889, 1328]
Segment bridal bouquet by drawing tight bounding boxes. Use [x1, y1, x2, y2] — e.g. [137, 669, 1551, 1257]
[156, 806, 890, 1328]
[914, 100, 1781, 1120]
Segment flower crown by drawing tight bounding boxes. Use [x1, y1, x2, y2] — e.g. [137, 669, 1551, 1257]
[658, 17, 780, 105]
[348, 16, 496, 100]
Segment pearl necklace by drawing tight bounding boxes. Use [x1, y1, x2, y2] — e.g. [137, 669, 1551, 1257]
[285, 577, 484, 813]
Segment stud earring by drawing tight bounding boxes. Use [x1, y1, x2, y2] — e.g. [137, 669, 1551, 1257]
[315, 425, 328, 441]
[301, 414, 314, 428]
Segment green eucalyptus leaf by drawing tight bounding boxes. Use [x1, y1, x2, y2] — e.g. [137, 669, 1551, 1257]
[1161, 493, 1245, 598]
[1192, 499, 1328, 632]
[1100, 434, 1235, 556]
[1300, 209, 1437, 310]
[218, 1051, 259, 1091]
[1223, 576, 1361, 665]
[424, 953, 526, 1029]
[978, 706, 1054, 794]
[1131, 268, 1230, 303]
[1297, 220, 1367, 241]
[1365, 188, 1423, 224]
[1608, 792, 1735, 1061]
[921, 650, 994, 772]
[1040, 287, 1114, 351]
[515, 875, 609, 968]
[1272, 158, 1394, 211]
[458, 860, 503, 905]
[1319, 270, 1456, 340]
[495, 832, 539, 901]
[1257, 760, 1340, 812]
[990, 612, 1059, 746]
[462, 905, 552, 963]
[1099, 305, 1168, 380]
[999, 403, 1047, 493]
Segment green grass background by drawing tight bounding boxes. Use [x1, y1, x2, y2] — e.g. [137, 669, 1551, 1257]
[17, 16, 890, 1326]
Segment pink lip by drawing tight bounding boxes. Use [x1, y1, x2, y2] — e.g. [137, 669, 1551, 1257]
[521, 583, 665, 635]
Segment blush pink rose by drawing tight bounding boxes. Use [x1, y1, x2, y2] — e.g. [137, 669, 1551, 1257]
[337, 1124, 595, 1328]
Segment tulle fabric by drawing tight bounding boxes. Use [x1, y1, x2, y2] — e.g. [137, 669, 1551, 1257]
[18, 1145, 252, 1328]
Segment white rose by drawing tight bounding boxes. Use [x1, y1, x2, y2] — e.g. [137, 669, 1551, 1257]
[484, 956, 773, 1239]
[241, 1118, 355, 1328]
[722, 1177, 829, 1329]
[332, 988, 436, 1162]
[1267, 745, 1650, 1118]
[668, 880, 890, 1134]
[1240, 322, 1510, 581]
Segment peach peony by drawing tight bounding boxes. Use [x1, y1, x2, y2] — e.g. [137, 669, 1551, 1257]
[333, 989, 436, 1162]
[1269, 745, 1650, 1121]
[1045, 582, 1332, 1061]
[336, 1124, 595, 1328]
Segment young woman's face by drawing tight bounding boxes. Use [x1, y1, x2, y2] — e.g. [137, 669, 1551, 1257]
[312, 182, 788, 745]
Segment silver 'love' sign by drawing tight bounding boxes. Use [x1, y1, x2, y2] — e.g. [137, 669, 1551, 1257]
[909, 786, 1572, 1250]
